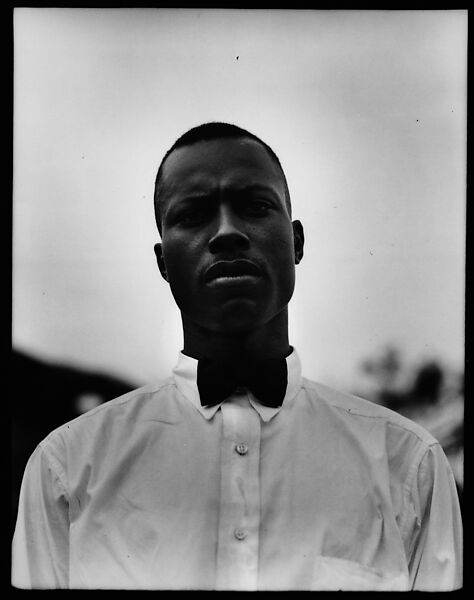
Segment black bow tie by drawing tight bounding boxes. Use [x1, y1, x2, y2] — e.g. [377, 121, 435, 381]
[197, 356, 288, 408]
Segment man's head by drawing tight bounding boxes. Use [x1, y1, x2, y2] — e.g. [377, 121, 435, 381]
[153, 122, 304, 335]
[153, 122, 292, 234]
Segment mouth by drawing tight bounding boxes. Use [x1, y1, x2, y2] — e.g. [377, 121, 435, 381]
[204, 259, 262, 287]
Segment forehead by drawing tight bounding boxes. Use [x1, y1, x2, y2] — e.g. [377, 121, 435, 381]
[159, 137, 286, 201]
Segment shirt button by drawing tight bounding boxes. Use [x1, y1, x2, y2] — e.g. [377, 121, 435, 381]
[234, 528, 247, 541]
[235, 443, 248, 455]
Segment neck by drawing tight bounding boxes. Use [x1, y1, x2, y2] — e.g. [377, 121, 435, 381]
[181, 309, 291, 367]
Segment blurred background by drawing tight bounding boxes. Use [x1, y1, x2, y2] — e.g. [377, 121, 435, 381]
[12, 9, 466, 530]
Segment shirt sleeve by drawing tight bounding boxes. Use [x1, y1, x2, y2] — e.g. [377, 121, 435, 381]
[11, 443, 70, 589]
[406, 442, 463, 591]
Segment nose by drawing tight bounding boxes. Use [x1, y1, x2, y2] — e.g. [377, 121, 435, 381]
[208, 205, 250, 255]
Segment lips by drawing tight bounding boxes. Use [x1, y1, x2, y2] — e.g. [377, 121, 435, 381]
[204, 259, 262, 284]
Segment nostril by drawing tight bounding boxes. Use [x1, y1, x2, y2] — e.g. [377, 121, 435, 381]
[208, 229, 250, 254]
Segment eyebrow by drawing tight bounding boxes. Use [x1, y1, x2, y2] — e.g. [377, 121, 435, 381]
[231, 184, 281, 198]
[169, 183, 281, 203]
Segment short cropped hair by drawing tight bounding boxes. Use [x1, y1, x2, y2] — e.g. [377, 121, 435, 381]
[153, 122, 291, 234]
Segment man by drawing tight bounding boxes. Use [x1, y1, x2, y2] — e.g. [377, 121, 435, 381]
[12, 122, 462, 590]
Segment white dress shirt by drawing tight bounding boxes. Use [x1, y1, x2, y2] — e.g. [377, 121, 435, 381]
[12, 349, 462, 590]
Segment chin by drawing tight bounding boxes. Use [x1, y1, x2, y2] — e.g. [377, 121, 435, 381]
[213, 320, 259, 335]
[208, 302, 265, 334]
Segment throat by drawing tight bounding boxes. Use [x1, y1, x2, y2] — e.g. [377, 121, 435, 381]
[181, 311, 291, 367]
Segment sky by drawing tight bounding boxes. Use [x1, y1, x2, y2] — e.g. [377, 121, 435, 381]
[13, 8, 466, 392]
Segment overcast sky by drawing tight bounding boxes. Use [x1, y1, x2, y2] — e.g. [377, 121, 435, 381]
[13, 8, 466, 391]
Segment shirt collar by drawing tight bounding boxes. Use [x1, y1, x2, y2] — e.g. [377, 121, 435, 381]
[172, 348, 302, 423]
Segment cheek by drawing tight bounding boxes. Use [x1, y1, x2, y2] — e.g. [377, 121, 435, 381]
[268, 228, 296, 264]
[270, 235, 297, 294]
[162, 234, 199, 270]
[161, 245, 194, 294]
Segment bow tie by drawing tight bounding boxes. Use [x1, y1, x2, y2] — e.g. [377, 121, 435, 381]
[197, 356, 288, 408]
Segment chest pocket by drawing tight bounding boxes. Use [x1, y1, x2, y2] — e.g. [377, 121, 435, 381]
[311, 555, 409, 591]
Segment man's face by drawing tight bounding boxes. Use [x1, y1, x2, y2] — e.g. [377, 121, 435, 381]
[155, 137, 304, 334]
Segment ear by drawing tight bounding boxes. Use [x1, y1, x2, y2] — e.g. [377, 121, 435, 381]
[292, 220, 304, 265]
[154, 243, 169, 282]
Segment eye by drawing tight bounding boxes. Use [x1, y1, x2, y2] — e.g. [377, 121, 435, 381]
[176, 207, 208, 226]
[245, 199, 273, 215]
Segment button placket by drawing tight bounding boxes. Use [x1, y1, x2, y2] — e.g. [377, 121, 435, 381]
[216, 398, 261, 590]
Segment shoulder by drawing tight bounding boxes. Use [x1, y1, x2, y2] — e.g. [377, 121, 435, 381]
[300, 377, 440, 448]
[38, 377, 178, 452]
